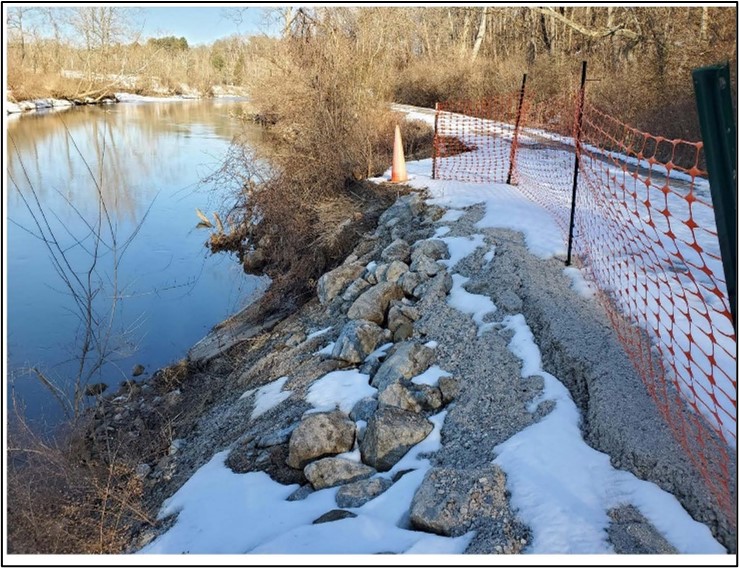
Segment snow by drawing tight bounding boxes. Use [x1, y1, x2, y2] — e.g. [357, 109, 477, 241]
[439, 208, 466, 223]
[313, 341, 335, 356]
[493, 314, 725, 555]
[114, 92, 200, 103]
[483, 246, 496, 267]
[366, 342, 393, 361]
[447, 273, 497, 336]
[432, 225, 451, 238]
[424, 340, 439, 349]
[139, 412, 472, 555]
[305, 369, 376, 414]
[245, 376, 292, 420]
[563, 266, 596, 299]
[305, 326, 333, 340]
[438, 233, 486, 270]
[411, 365, 452, 387]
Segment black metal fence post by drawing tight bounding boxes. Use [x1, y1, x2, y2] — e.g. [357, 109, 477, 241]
[566, 61, 588, 267]
[432, 102, 439, 180]
[506, 73, 528, 185]
[692, 62, 737, 331]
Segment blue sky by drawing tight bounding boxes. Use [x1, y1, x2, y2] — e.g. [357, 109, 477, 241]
[138, 6, 275, 44]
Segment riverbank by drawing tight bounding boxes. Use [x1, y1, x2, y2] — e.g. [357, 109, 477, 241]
[79, 165, 733, 555]
[5, 84, 250, 115]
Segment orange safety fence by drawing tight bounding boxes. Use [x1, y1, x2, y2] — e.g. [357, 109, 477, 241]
[433, 91, 528, 183]
[433, 91, 738, 525]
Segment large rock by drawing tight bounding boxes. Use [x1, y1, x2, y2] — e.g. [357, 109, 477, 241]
[331, 320, 385, 363]
[341, 278, 371, 303]
[381, 239, 411, 264]
[376, 261, 409, 284]
[378, 194, 424, 228]
[317, 262, 365, 305]
[371, 342, 435, 391]
[411, 239, 449, 262]
[286, 411, 356, 469]
[347, 282, 404, 325]
[304, 457, 375, 490]
[349, 396, 379, 422]
[360, 406, 433, 471]
[410, 254, 442, 277]
[398, 271, 425, 298]
[378, 382, 443, 413]
[409, 466, 517, 539]
[336, 477, 394, 508]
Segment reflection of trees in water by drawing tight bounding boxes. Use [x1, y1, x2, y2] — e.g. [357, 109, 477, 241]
[7, 100, 259, 225]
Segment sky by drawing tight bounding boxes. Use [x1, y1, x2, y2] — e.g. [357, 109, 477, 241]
[137, 5, 275, 45]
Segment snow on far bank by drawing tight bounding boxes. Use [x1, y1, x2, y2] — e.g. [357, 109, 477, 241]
[493, 314, 725, 555]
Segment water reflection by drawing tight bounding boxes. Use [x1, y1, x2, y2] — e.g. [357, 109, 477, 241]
[7, 99, 266, 432]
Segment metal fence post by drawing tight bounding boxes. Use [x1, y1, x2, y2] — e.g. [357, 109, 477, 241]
[692, 62, 737, 331]
[506, 73, 528, 185]
[566, 61, 588, 267]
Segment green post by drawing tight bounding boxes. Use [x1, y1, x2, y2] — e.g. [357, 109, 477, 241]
[692, 62, 737, 331]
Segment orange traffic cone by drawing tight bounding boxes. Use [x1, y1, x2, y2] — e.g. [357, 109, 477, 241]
[391, 124, 408, 183]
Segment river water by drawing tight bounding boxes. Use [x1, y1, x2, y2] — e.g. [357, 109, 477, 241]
[6, 99, 266, 433]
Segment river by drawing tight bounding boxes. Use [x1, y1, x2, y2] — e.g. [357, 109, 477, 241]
[6, 98, 266, 433]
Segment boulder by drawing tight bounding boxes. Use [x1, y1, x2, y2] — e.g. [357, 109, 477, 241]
[360, 406, 433, 471]
[317, 262, 365, 305]
[387, 305, 413, 333]
[410, 254, 442, 277]
[349, 397, 379, 422]
[331, 320, 385, 363]
[378, 382, 443, 413]
[376, 261, 409, 284]
[411, 239, 449, 262]
[304, 457, 375, 490]
[341, 278, 371, 303]
[409, 466, 516, 538]
[398, 271, 425, 298]
[439, 376, 461, 404]
[380, 239, 411, 263]
[415, 272, 454, 305]
[287, 484, 315, 502]
[336, 477, 394, 508]
[347, 282, 404, 325]
[393, 323, 414, 342]
[371, 342, 435, 391]
[286, 411, 356, 469]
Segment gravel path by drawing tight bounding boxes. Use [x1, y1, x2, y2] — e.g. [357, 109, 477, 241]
[129, 191, 733, 554]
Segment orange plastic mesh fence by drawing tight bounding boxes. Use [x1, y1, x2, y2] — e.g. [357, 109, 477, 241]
[434, 92, 737, 525]
[433, 92, 526, 183]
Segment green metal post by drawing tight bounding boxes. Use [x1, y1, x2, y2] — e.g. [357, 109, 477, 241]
[692, 62, 737, 331]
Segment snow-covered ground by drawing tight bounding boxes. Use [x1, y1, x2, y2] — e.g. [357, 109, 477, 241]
[427, 105, 736, 444]
[136, 148, 728, 557]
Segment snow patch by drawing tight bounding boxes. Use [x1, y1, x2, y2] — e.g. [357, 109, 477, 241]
[438, 234, 486, 270]
[411, 365, 452, 387]
[563, 266, 596, 299]
[447, 274, 497, 336]
[493, 314, 725, 554]
[305, 369, 376, 414]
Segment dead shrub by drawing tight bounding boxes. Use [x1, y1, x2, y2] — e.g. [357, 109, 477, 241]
[6, 410, 159, 554]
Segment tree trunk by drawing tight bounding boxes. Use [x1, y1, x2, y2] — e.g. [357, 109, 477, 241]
[471, 7, 488, 61]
